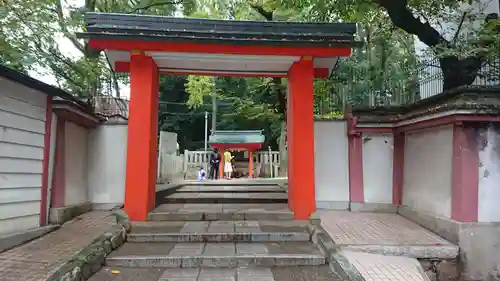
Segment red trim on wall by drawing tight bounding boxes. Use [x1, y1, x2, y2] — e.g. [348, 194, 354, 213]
[451, 123, 479, 222]
[352, 114, 500, 135]
[395, 114, 500, 133]
[210, 143, 263, 150]
[40, 96, 53, 226]
[50, 119, 66, 208]
[392, 133, 405, 206]
[91, 40, 352, 57]
[115, 61, 330, 78]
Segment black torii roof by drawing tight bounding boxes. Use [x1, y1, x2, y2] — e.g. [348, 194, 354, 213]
[77, 12, 361, 48]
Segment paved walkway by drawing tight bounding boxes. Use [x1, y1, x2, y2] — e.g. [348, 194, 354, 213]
[343, 251, 428, 281]
[318, 211, 458, 280]
[320, 211, 458, 258]
[0, 211, 115, 281]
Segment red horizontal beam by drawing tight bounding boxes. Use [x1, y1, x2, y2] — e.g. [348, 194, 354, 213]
[91, 40, 351, 57]
[114, 61, 329, 78]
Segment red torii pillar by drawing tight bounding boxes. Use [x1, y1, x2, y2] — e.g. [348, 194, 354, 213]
[248, 150, 253, 178]
[124, 52, 159, 221]
[287, 56, 316, 220]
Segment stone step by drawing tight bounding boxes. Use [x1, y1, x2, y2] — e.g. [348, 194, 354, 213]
[175, 185, 285, 193]
[89, 266, 337, 281]
[128, 221, 312, 242]
[106, 254, 326, 268]
[148, 204, 294, 221]
[160, 192, 288, 204]
[148, 211, 295, 221]
[106, 242, 326, 268]
[181, 179, 287, 186]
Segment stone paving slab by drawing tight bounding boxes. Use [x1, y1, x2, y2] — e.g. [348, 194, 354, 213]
[128, 232, 311, 243]
[110, 241, 321, 257]
[132, 220, 309, 234]
[109, 241, 176, 257]
[166, 193, 288, 199]
[320, 211, 459, 259]
[106, 242, 325, 268]
[0, 211, 115, 281]
[106, 254, 326, 268]
[162, 192, 288, 204]
[87, 267, 164, 281]
[88, 265, 337, 281]
[148, 204, 294, 221]
[272, 265, 341, 281]
[343, 250, 430, 281]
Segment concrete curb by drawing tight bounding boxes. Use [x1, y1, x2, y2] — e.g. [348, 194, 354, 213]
[308, 225, 366, 281]
[44, 209, 132, 281]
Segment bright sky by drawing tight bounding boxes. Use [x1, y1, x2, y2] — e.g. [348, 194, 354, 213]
[29, 0, 131, 99]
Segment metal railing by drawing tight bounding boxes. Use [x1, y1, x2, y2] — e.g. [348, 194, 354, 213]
[313, 56, 500, 117]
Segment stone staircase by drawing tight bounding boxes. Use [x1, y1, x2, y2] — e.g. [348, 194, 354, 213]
[93, 181, 337, 281]
[89, 181, 459, 281]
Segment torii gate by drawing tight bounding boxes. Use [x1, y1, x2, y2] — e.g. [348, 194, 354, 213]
[78, 12, 359, 221]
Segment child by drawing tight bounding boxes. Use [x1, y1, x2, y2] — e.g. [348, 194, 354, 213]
[197, 167, 206, 181]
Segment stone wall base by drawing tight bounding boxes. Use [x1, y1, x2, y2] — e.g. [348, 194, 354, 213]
[91, 203, 124, 211]
[0, 225, 59, 253]
[316, 201, 349, 210]
[350, 202, 398, 213]
[49, 202, 92, 224]
[398, 206, 500, 281]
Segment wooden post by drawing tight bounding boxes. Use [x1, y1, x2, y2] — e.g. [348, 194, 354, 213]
[219, 149, 224, 179]
[248, 150, 253, 178]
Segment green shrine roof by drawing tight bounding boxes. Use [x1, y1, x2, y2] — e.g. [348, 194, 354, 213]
[208, 130, 265, 145]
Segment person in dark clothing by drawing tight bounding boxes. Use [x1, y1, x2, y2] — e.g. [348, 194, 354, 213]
[209, 148, 220, 180]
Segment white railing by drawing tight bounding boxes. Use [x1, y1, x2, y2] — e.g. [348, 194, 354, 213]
[182, 149, 281, 178]
[255, 151, 280, 178]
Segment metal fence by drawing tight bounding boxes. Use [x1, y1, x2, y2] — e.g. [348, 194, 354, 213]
[313, 56, 500, 117]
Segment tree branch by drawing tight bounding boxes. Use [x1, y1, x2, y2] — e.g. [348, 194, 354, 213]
[55, 0, 85, 53]
[129, 0, 183, 13]
[453, 12, 467, 45]
[249, 4, 273, 21]
[376, 0, 448, 48]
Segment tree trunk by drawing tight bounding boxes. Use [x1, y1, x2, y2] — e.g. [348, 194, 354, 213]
[377, 0, 498, 91]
